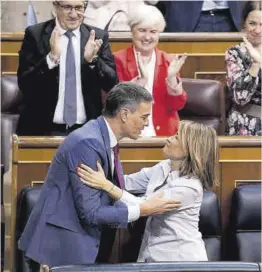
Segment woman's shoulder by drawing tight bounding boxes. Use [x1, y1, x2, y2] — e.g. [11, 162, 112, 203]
[226, 43, 247, 56]
[113, 46, 132, 58]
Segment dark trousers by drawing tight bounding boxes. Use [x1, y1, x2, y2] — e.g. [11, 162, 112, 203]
[194, 10, 238, 32]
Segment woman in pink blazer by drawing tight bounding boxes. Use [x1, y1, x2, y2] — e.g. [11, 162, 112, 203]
[114, 5, 187, 136]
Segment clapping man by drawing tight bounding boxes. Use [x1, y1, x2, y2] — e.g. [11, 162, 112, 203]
[17, 1, 118, 136]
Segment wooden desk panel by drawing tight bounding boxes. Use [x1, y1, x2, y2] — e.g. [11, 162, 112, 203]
[1, 32, 240, 80]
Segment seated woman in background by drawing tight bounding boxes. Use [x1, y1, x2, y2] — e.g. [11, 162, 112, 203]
[78, 120, 219, 261]
[114, 5, 187, 136]
[225, 1, 261, 136]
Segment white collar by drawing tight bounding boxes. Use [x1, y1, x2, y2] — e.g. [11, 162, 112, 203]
[103, 117, 118, 149]
[55, 18, 80, 38]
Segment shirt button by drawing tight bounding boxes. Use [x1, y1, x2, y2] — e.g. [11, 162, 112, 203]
[156, 126, 160, 130]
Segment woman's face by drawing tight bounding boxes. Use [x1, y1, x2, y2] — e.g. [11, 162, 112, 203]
[163, 134, 185, 161]
[131, 24, 160, 56]
[244, 10, 262, 47]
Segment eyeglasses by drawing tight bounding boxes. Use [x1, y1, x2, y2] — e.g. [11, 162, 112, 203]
[55, 2, 85, 14]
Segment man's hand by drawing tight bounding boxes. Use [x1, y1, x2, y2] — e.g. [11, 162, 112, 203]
[40, 264, 50, 272]
[49, 27, 62, 59]
[84, 30, 103, 63]
[140, 191, 181, 216]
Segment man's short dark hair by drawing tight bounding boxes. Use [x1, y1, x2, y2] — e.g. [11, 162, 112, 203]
[102, 82, 152, 118]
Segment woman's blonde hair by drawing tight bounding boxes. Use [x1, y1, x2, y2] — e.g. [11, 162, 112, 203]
[127, 4, 166, 32]
[177, 120, 219, 190]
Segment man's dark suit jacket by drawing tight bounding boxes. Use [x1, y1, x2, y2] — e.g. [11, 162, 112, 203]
[18, 116, 128, 267]
[16, 19, 118, 135]
[164, 1, 243, 32]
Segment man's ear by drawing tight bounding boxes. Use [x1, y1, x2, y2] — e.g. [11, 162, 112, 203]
[119, 108, 129, 123]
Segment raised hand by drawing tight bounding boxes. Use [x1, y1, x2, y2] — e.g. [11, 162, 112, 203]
[78, 161, 110, 191]
[49, 27, 62, 58]
[243, 36, 262, 65]
[167, 53, 187, 79]
[84, 30, 103, 63]
[131, 52, 149, 87]
[40, 264, 50, 272]
[140, 191, 181, 216]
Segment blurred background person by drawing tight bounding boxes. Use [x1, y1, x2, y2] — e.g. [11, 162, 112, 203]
[1, 1, 53, 32]
[16, 0, 118, 136]
[160, 0, 243, 32]
[84, 1, 158, 31]
[78, 120, 219, 261]
[114, 5, 187, 136]
[225, 1, 261, 136]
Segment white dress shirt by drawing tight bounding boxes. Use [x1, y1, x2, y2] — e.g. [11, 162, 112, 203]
[46, 19, 87, 125]
[103, 118, 140, 222]
[118, 160, 208, 261]
[202, 0, 229, 11]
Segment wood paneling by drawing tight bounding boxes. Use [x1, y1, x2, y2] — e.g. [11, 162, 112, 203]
[1, 32, 241, 80]
[9, 135, 262, 271]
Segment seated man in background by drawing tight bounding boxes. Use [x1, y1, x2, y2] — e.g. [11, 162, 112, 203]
[16, 0, 118, 136]
[114, 5, 187, 136]
[161, 0, 243, 32]
[18, 82, 180, 270]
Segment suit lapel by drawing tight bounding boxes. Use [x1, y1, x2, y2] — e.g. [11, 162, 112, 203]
[42, 19, 56, 55]
[126, 46, 139, 79]
[80, 24, 90, 64]
[97, 116, 113, 174]
[152, 49, 166, 97]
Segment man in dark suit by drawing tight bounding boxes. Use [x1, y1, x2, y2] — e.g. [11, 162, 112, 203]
[162, 1, 243, 32]
[18, 82, 180, 269]
[16, 1, 118, 136]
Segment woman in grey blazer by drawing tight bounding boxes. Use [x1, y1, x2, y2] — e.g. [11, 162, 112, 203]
[78, 120, 219, 261]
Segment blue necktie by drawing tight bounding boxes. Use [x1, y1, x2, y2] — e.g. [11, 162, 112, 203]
[64, 31, 77, 127]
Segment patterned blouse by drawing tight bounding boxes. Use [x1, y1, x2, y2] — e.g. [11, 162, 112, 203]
[225, 44, 261, 136]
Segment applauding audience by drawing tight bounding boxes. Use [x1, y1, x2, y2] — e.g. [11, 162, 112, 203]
[225, 1, 261, 136]
[114, 5, 187, 136]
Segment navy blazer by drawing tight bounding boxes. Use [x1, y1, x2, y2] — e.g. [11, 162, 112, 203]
[16, 19, 118, 135]
[164, 1, 243, 32]
[18, 116, 128, 267]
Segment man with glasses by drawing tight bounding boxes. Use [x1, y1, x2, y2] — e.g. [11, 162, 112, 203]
[16, 1, 118, 136]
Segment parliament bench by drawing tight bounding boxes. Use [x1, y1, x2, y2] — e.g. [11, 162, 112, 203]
[225, 184, 262, 262]
[15, 188, 221, 272]
[50, 262, 262, 272]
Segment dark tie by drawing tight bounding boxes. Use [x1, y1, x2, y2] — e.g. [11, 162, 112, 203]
[63, 31, 77, 127]
[113, 145, 124, 188]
